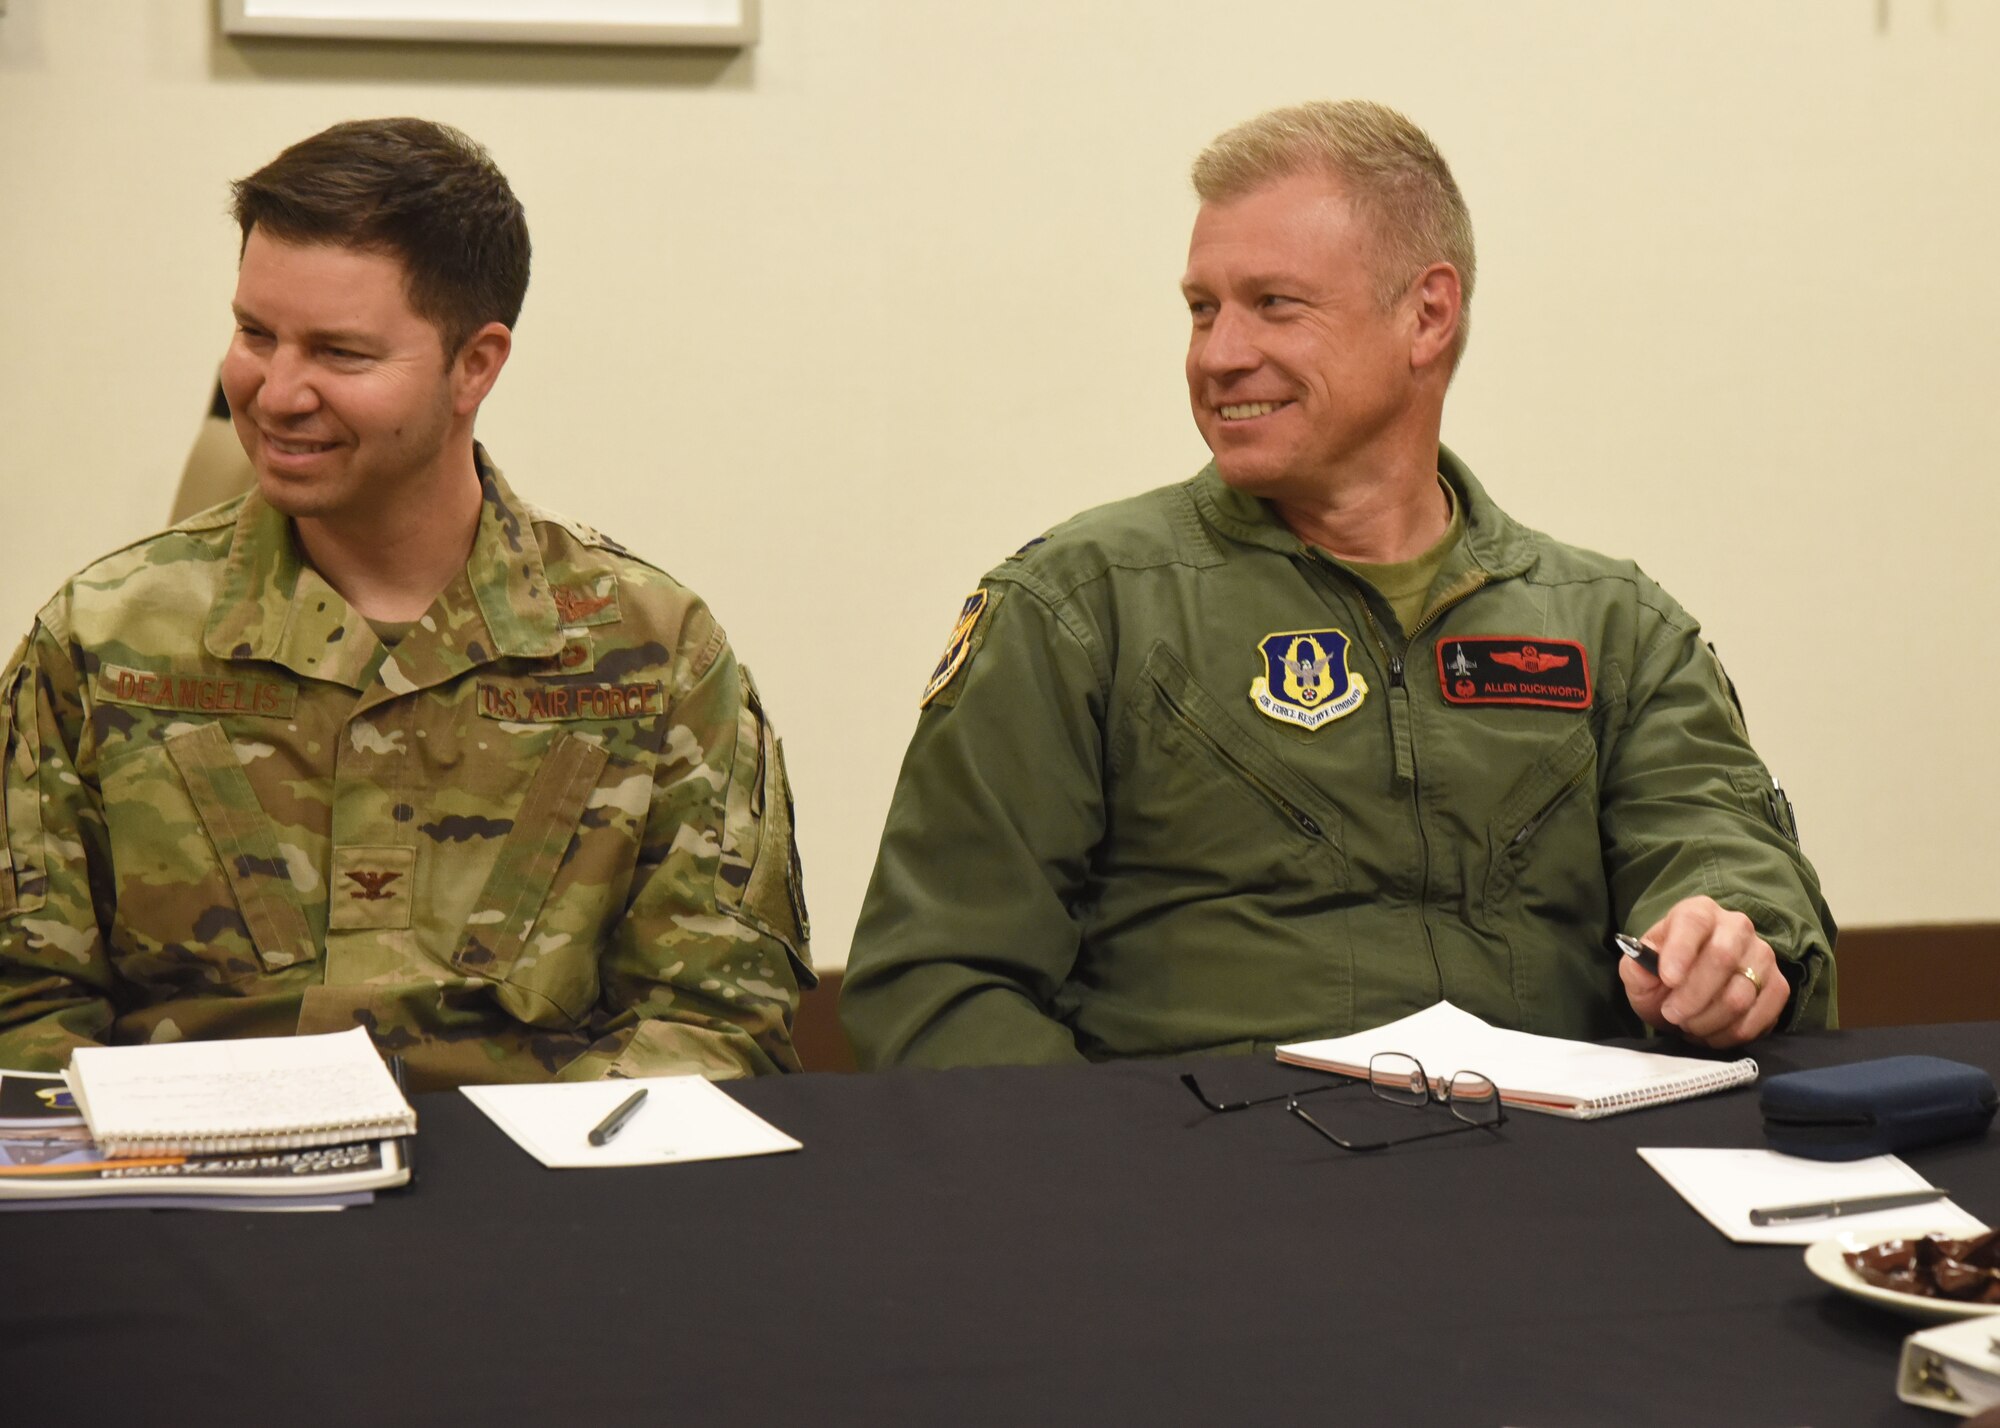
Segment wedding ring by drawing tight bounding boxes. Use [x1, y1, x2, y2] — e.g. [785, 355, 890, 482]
[1738, 965, 1763, 992]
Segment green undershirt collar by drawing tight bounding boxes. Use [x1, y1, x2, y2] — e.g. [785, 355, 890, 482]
[1341, 478, 1465, 638]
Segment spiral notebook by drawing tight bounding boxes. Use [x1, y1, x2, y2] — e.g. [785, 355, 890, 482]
[63, 1027, 417, 1155]
[1276, 1001, 1758, 1120]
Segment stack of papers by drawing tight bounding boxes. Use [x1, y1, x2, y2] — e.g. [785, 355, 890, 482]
[0, 1069, 406, 1213]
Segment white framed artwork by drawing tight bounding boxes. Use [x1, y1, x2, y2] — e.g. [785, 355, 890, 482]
[219, 0, 758, 47]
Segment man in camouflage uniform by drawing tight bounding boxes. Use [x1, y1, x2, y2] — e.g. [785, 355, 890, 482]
[0, 119, 810, 1088]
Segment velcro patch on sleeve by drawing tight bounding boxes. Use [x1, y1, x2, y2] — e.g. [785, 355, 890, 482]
[920, 589, 995, 709]
[95, 664, 298, 718]
[1436, 637, 1591, 709]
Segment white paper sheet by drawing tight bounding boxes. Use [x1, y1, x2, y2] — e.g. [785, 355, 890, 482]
[461, 1075, 801, 1169]
[1637, 1146, 1989, 1244]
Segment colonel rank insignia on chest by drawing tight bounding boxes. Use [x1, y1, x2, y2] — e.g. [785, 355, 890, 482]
[1249, 628, 1367, 730]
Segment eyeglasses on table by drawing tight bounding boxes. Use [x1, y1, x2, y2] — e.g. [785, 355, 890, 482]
[1181, 1052, 1507, 1152]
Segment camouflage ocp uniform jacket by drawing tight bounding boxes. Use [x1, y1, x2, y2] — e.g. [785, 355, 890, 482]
[0, 453, 812, 1089]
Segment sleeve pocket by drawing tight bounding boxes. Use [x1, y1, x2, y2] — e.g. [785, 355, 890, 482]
[721, 671, 815, 987]
[0, 658, 48, 916]
[1727, 766, 1798, 844]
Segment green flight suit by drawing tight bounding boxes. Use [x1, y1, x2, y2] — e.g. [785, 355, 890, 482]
[0, 452, 811, 1089]
[841, 449, 1834, 1069]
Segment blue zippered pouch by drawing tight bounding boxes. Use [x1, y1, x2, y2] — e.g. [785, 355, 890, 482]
[1760, 1056, 1997, 1161]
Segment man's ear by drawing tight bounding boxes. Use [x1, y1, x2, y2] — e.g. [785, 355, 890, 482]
[451, 322, 513, 415]
[1407, 262, 1463, 373]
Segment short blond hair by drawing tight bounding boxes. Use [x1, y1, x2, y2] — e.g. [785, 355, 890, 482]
[1192, 100, 1475, 363]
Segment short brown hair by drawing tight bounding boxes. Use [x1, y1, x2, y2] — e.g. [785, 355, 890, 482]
[231, 118, 530, 358]
[1193, 100, 1475, 363]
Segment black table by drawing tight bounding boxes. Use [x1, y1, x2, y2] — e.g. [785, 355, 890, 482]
[6, 1023, 1997, 1427]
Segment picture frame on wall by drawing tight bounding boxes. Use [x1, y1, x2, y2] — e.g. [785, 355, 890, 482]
[219, 0, 758, 48]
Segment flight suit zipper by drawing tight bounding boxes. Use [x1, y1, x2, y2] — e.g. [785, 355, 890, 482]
[1311, 552, 1488, 1006]
[1156, 686, 1325, 839]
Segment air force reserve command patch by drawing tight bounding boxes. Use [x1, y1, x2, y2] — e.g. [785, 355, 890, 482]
[1437, 636, 1591, 709]
[921, 589, 995, 709]
[1249, 628, 1367, 730]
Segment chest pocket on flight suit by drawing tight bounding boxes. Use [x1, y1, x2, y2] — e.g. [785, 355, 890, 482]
[1483, 718, 1604, 940]
[1127, 642, 1346, 887]
[96, 721, 315, 988]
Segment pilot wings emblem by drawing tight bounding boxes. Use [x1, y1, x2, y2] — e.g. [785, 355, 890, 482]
[1490, 644, 1570, 674]
[552, 581, 618, 625]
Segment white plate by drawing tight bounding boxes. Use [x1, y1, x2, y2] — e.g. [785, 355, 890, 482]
[1805, 1230, 2000, 1322]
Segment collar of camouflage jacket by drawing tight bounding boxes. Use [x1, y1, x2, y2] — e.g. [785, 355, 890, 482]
[1188, 443, 1540, 585]
[201, 447, 567, 693]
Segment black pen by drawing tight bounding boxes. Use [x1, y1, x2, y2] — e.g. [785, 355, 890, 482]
[389, 1055, 417, 1190]
[588, 1087, 648, 1147]
[1613, 932, 1660, 978]
[1748, 1188, 1951, 1226]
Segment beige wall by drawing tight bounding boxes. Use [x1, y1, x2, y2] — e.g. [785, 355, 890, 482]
[2, 0, 1994, 970]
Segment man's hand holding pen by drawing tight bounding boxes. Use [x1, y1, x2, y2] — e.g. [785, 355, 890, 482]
[1617, 895, 1790, 1049]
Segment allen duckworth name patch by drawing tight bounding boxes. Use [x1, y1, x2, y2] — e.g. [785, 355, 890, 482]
[1436, 636, 1591, 709]
[1249, 628, 1367, 730]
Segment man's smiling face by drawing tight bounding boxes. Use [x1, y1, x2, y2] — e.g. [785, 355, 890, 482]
[1182, 170, 1421, 501]
[221, 227, 459, 524]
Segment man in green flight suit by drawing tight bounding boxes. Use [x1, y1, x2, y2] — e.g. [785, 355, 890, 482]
[842, 100, 1834, 1069]
[0, 119, 811, 1089]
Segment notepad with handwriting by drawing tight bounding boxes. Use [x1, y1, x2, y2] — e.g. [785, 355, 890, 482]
[1277, 1001, 1758, 1119]
[64, 1027, 417, 1155]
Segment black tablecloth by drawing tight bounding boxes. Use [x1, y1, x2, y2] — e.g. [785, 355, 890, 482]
[5, 1023, 1997, 1427]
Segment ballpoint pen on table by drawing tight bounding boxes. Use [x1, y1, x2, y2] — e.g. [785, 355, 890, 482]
[1747, 1188, 1951, 1226]
[589, 1088, 649, 1147]
[390, 1055, 416, 1188]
